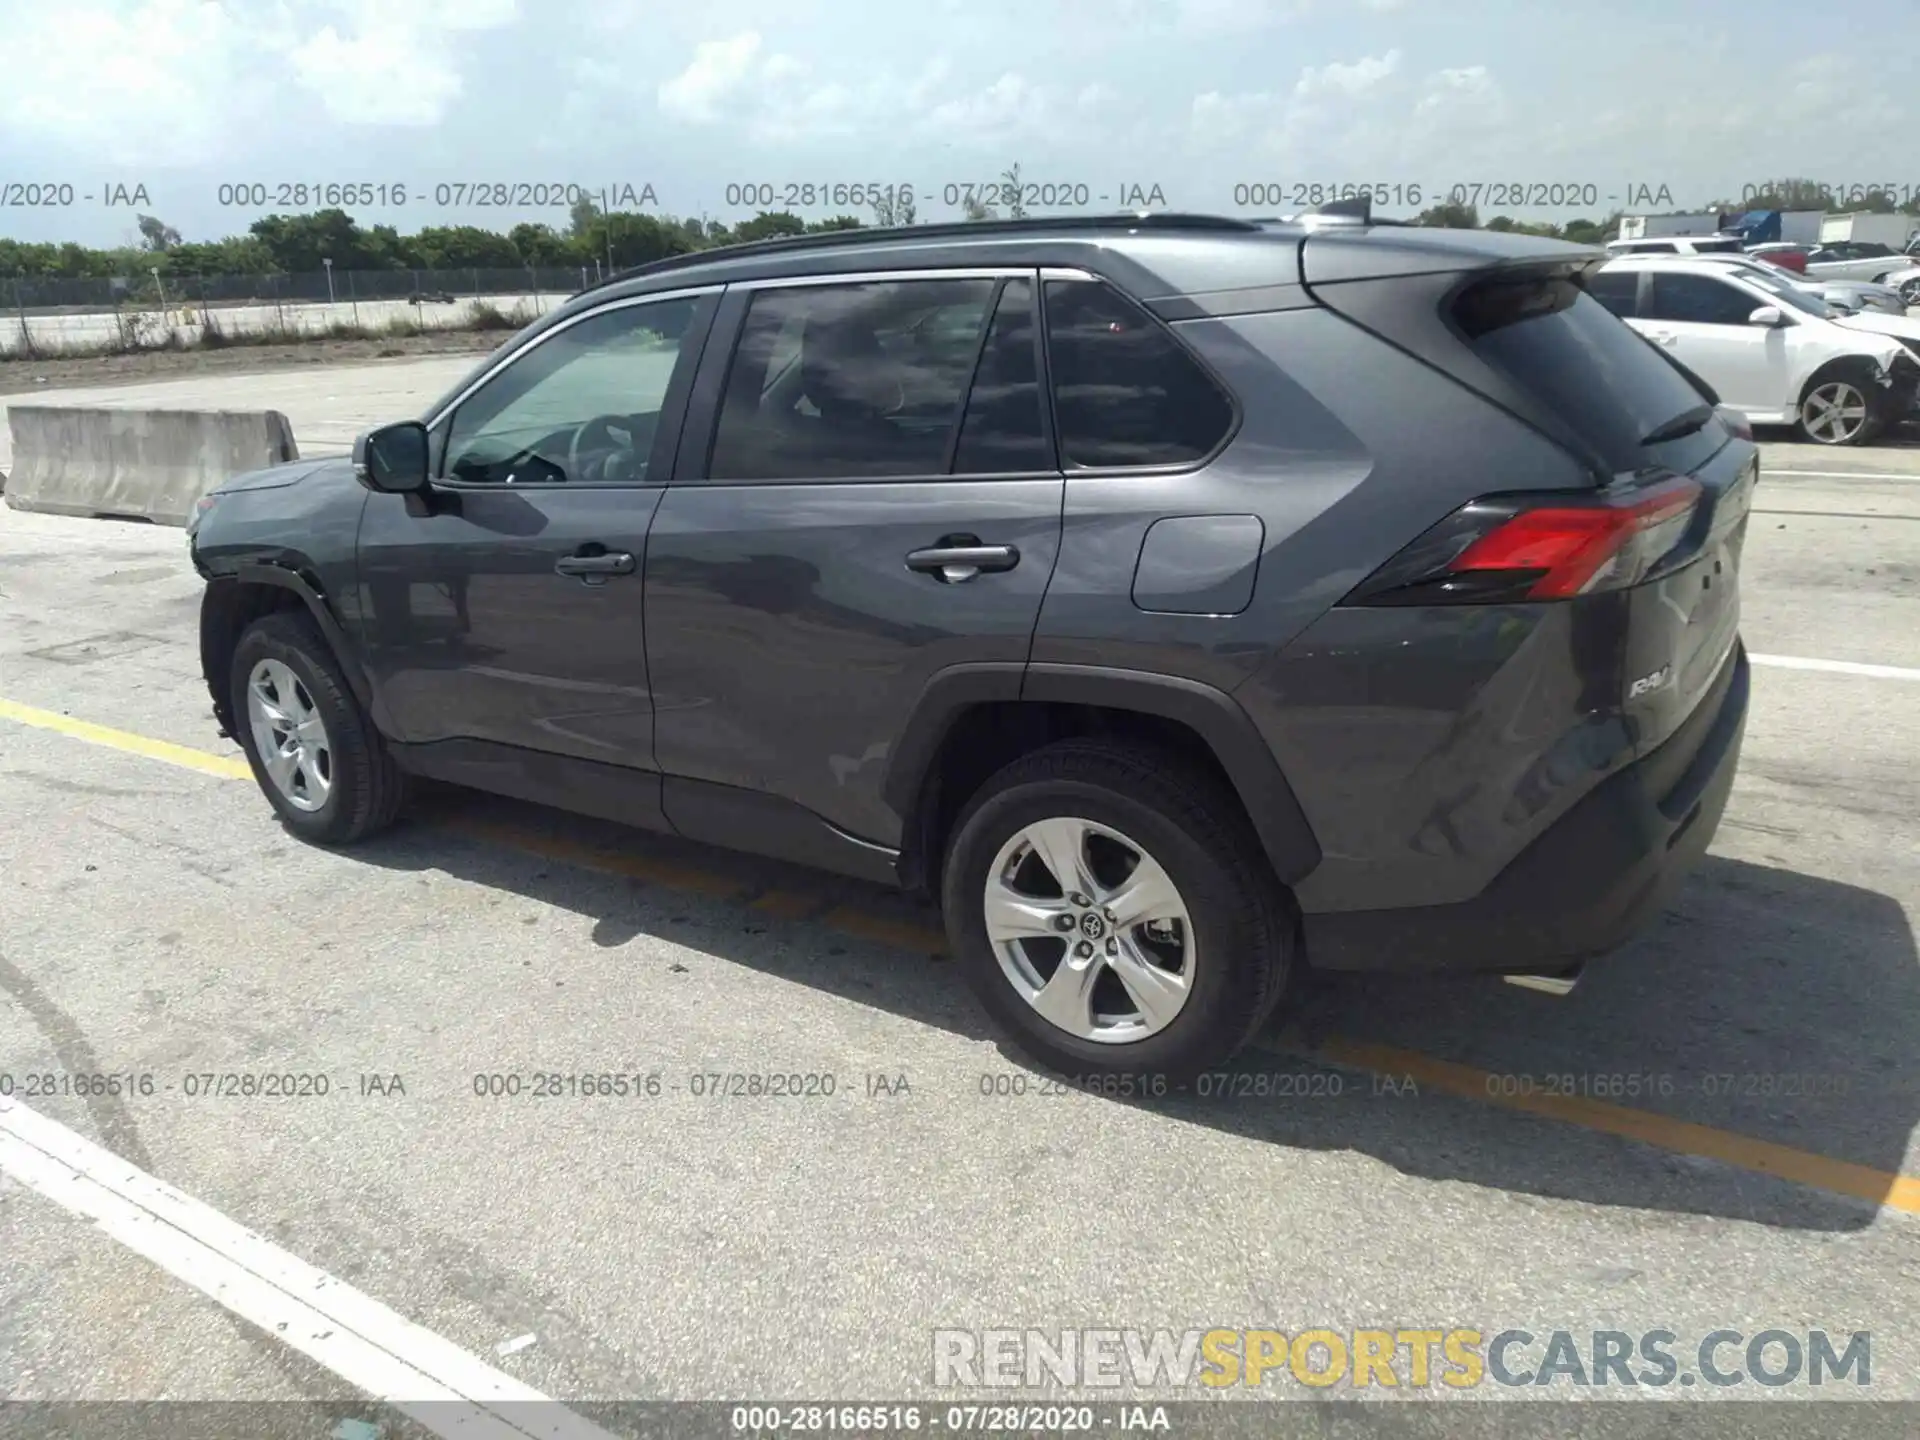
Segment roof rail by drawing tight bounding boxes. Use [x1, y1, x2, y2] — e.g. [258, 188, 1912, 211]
[1250, 195, 1416, 231]
[571, 211, 1267, 297]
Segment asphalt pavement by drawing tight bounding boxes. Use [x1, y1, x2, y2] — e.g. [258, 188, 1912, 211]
[1, 364, 1918, 1436]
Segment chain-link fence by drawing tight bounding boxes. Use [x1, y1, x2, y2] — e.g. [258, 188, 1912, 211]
[0, 267, 618, 358]
[6, 266, 601, 314]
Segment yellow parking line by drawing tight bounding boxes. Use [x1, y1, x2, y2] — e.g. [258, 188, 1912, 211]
[1314, 1038, 1920, 1217]
[9, 696, 1920, 1215]
[0, 698, 253, 781]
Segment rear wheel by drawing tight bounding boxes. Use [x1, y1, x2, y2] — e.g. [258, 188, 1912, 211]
[1797, 369, 1885, 446]
[230, 610, 406, 844]
[1900, 277, 1920, 308]
[940, 741, 1293, 1078]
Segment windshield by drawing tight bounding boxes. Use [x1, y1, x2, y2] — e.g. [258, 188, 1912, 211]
[1738, 268, 1831, 316]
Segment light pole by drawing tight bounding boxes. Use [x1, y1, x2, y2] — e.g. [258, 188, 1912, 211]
[149, 266, 167, 311]
[323, 256, 336, 305]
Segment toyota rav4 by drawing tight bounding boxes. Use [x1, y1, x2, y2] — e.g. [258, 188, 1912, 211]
[191, 205, 1754, 1077]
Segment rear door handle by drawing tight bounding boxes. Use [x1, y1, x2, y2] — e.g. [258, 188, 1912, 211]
[905, 540, 1020, 584]
[554, 550, 635, 581]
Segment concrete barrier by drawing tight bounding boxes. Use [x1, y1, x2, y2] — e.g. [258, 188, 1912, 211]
[2, 407, 299, 525]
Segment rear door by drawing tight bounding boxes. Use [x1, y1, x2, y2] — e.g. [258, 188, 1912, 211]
[643, 269, 1063, 853]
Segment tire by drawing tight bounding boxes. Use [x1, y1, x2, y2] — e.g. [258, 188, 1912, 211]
[1796, 366, 1887, 447]
[940, 740, 1294, 1078]
[229, 610, 406, 845]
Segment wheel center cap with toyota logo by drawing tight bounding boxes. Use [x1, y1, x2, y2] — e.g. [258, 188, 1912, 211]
[1079, 912, 1108, 942]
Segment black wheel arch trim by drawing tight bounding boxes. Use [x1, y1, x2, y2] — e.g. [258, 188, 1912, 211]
[886, 661, 1323, 886]
[225, 562, 374, 711]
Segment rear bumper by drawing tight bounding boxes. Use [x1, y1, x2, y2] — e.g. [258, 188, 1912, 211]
[1301, 642, 1749, 974]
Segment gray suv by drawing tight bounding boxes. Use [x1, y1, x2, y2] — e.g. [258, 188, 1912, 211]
[190, 206, 1755, 1077]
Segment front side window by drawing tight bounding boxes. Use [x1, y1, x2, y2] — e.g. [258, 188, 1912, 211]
[1643, 274, 1768, 327]
[442, 296, 701, 485]
[708, 278, 1000, 481]
[1043, 280, 1234, 469]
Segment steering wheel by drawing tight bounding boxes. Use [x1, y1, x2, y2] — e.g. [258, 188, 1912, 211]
[566, 414, 633, 482]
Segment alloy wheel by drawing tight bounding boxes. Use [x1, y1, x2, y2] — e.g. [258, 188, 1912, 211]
[982, 816, 1196, 1044]
[1801, 381, 1871, 444]
[246, 659, 333, 812]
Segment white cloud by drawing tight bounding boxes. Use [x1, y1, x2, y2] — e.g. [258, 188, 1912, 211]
[0, 0, 517, 154]
[284, 1, 517, 126]
[658, 32, 780, 124]
[652, 33, 1107, 150]
[1295, 49, 1402, 102]
[0, 1, 259, 165]
[289, 26, 463, 126]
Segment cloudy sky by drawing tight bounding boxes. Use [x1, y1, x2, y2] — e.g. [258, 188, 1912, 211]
[1, 0, 1914, 247]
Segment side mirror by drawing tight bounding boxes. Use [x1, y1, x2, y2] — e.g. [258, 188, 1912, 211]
[353, 421, 430, 494]
[1747, 306, 1786, 328]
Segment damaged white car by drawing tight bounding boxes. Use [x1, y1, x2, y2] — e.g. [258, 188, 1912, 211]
[1590, 255, 1920, 445]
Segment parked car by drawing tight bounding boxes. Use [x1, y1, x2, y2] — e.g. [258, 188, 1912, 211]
[1802, 241, 1908, 283]
[190, 209, 1755, 1076]
[1592, 255, 1919, 444]
[1686, 253, 1906, 316]
[1605, 235, 1747, 258]
[1747, 242, 1809, 274]
[1874, 262, 1920, 308]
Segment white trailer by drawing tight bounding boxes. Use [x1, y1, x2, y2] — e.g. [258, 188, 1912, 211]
[1775, 210, 1827, 245]
[1617, 213, 1721, 240]
[1818, 212, 1919, 248]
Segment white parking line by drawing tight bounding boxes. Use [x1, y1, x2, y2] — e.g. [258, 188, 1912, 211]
[0, 1098, 619, 1440]
[1750, 653, 1920, 682]
[1759, 469, 1920, 481]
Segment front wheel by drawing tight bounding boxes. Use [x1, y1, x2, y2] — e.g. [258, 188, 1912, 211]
[940, 741, 1294, 1078]
[230, 610, 406, 844]
[1797, 371, 1885, 446]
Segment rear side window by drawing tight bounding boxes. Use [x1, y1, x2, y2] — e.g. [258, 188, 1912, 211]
[1043, 280, 1234, 468]
[1453, 274, 1723, 474]
[708, 278, 998, 481]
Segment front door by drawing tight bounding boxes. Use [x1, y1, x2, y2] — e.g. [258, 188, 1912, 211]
[644, 271, 1063, 853]
[1637, 272, 1789, 414]
[355, 288, 718, 784]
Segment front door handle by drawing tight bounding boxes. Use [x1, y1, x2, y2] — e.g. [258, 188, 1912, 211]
[905, 540, 1020, 584]
[555, 550, 635, 581]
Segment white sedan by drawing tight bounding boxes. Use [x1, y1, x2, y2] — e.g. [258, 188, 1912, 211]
[1803, 242, 1911, 283]
[1591, 255, 1919, 445]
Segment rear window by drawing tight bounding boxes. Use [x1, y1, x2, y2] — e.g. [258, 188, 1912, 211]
[1689, 237, 1744, 254]
[1453, 274, 1723, 475]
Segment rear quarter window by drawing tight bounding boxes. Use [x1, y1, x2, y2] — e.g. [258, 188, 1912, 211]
[1453, 274, 1724, 476]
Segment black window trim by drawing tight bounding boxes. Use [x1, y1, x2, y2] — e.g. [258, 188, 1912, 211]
[940, 276, 1013, 476]
[673, 265, 1059, 487]
[1037, 271, 1245, 479]
[425, 285, 723, 489]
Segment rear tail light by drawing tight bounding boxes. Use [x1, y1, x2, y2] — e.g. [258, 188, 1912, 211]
[1714, 405, 1752, 441]
[1348, 477, 1703, 606]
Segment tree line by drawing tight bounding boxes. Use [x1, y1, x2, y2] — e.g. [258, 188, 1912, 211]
[3, 175, 1907, 281]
